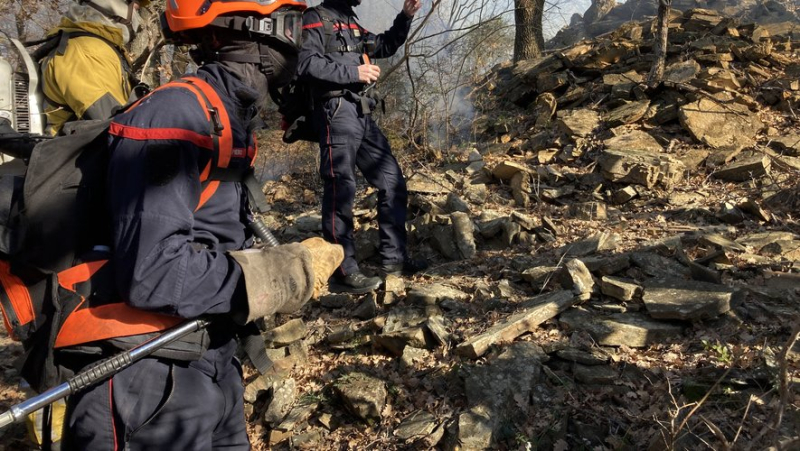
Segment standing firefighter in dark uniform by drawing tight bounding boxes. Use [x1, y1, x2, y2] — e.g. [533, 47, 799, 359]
[62, 0, 343, 448]
[297, 0, 425, 294]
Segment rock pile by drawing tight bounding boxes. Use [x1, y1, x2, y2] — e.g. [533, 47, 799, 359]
[550, 0, 799, 49]
[472, 7, 800, 202]
[242, 8, 800, 451]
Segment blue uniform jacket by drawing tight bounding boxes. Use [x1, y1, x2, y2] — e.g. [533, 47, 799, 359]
[107, 64, 257, 377]
[297, 0, 412, 95]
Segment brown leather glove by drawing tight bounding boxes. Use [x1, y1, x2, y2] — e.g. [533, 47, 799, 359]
[228, 239, 343, 324]
[300, 237, 344, 298]
[229, 243, 315, 324]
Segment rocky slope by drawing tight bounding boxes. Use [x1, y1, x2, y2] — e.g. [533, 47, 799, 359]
[1, 6, 799, 451]
[549, 0, 799, 49]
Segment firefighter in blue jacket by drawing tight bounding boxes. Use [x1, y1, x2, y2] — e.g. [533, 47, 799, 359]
[297, 0, 425, 294]
[63, 0, 343, 448]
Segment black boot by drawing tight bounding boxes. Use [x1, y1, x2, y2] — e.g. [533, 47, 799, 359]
[381, 258, 428, 277]
[328, 271, 382, 294]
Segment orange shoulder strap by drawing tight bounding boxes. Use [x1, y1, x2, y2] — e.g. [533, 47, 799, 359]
[172, 77, 233, 211]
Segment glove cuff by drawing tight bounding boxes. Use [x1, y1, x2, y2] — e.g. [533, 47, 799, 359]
[229, 243, 315, 324]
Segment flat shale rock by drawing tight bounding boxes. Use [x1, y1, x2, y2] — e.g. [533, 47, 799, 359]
[559, 308, 685, 347]
[273, 400, 319, 438]
[522, 266, 560, 285]
[601, 276, 642, 301]
[380, 275, 405, 305]
[384, 307, 428, 333]
[559, 231, 620, 257]
[264, 319, 307, 347]
[459, 342, 546, 449]
[642, 278, 736, 321]
[559, 259, 596, 300]
[394, 411, 439, 440]
[445, 192, 471, 213]
[492, 160, 529, 181]
[516, 55, 564, 83]
[430, 223, 461, 261]
[352, 295, 379, 320]
[556, 347, 610, 365]
[603, 100, 651, 127]
[664, 59, 702, 83]
[573, 364, 618, 384]
[568, 201, 608, 220]
[407, 284, 470, 305]
[679, 98, 763, 151]
[699, 233, 747, 252]
[290, 430, 324, 449]
[334, 372, 387, 424]
[630, 252, 690, 278]
[456, 405, 494, 451]
[603, 130, 663, 153]
[736, 231, 799, 251]
[597, 148, 685, 188]
[712, 155, 771, 182]
[406, 172, 455, 194]
[452, 211, 478, 259]
[456, 291, 576, 358]
[373, 325, 430, 356]
[557, 109, 602, 138]
[320, 294, 354, 309]
[581, 254, 631, 276]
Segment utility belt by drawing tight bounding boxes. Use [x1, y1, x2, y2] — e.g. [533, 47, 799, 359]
[316, 87, 385, 115]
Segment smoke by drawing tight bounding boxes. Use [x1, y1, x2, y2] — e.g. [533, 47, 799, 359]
[301, 0, 597, 148]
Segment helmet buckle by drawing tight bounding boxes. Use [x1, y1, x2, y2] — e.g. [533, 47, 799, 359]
[244, 16, 273, 36]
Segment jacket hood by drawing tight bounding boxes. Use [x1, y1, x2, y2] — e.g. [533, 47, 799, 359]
[50, 3, 128, 46]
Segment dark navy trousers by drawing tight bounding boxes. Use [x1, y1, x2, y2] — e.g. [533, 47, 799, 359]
[315, 96, 408, 275]
[63, 357, 249, 450]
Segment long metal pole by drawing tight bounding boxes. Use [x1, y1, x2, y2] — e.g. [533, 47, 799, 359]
[0, 318, 209, 429]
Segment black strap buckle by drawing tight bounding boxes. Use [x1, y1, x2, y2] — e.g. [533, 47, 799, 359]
[208, 107, 224, 134]
[244, 16, 273, 36]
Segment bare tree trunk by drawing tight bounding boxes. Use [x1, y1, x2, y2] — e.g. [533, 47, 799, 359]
[513, 0, 545, 63]
[646, 0, 672, 87]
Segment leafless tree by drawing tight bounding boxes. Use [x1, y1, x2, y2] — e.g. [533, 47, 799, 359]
[513, 0, 545, 62]
[372, 0, 515, 148]
[647, 0, 672, 87]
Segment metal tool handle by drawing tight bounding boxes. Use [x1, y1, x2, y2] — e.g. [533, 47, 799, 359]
[0, 318, 211, 428]
[249, 219, 280, 247]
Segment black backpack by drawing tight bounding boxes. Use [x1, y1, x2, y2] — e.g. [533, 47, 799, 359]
[0, 76, 251, 393]
[277, 5, 369, 144]
[276, 77, 317, 144]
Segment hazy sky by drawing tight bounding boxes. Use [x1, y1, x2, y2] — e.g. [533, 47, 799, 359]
[308, 0, 594, 38]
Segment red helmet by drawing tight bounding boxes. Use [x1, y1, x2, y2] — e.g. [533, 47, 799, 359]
[165, 0, 306, 48]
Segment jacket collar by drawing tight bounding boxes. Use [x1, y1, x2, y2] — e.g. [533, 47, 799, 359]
[196, 63, 259, 127]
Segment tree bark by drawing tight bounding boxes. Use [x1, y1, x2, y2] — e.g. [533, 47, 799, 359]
[646, 0, 672, 87]
[513, 0, 545, 63]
